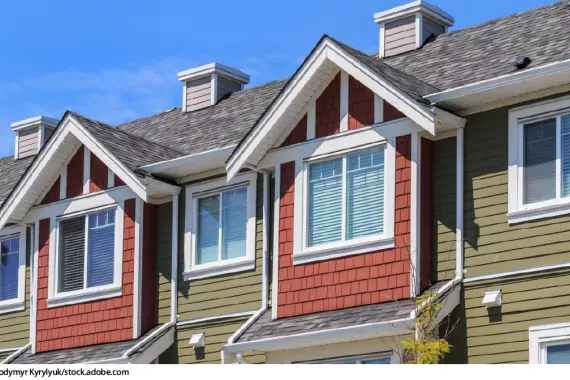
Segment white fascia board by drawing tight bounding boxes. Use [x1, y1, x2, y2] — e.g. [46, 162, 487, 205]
[11, 116, 59, 132]
[373, 0, 454, 26]
[424, 58, 570, 106]
[139, 145, 236, 180]
[226, 37, 438, 179]
[177, 63, 250, 84]
[224, 317, 414, 353]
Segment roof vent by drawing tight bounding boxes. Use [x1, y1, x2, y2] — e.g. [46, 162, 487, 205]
[374, 0, 454, 58]
[177, 63, 250, 112]
[514, 56, 532, 70]
[11, 116, 59, 159]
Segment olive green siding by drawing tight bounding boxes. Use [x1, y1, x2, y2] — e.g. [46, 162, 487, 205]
[156, 174, 266, 363]
[434, 137, 457, 282]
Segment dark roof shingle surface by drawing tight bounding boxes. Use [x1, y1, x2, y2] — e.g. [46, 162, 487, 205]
[384, 1, 570, 91]
[0, 156, 34, 204]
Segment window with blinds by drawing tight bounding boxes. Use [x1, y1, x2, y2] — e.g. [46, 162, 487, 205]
[196, 187, 248, 265]
[0, 237, 20, 301]
[308, 146, 386, 248]
[522, 114, 570, 205]
[58, 208, 116, 293]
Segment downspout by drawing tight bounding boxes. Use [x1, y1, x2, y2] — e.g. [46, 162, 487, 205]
[223, 170, 271, 363]
[122, 193, 179, 360]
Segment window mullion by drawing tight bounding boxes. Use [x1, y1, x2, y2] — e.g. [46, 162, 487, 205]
[218, 193, 223, 262]
[556, 115, 562, 200]
[83, 215, 89, 290]
[341, 155, 348, 241]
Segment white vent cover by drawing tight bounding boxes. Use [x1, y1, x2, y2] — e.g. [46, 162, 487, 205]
[189, 333, 205, 348]
[482, 290, 502, 308]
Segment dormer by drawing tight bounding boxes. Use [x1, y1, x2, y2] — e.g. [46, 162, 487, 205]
[11, 116, 59, 159]
[375, 0, 454, 58]
[177, 63, 250, 112]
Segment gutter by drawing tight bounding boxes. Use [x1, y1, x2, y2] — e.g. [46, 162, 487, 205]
[2, 344, 31, 364]
[222, 170, 271, 363]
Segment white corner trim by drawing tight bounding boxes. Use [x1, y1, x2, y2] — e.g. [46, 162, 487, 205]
[108, 168, 115, 188]
[374, 95, 384, 123]
[307, 101, 316, 140]
[0, 225, 27, 315]
[183, 172, 257, 280]
[410, 132, 421, 297]
[59, 167, 67, 200]
[133, 197, 144, 339]
[211, 73, 219, 106]
[31, 221, 39, 354]
[272, 165, 281, 320]
[14, 132, 20, 160]
[529, 322, 570, 364]
[379, 23, 386, 59]
[83, 146, 91, 195]
[456, 127, 464, 279]
[340, 71, 349, 132]
[415, 12, 423, 48]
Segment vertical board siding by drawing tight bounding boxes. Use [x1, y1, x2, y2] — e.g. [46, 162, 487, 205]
[217, 77, 242, 101]
[141, 203, 158, 334]
[422, 17, 445, 43]
[384, 16, 416, 57]
[18, 128, 39, 158]
[315, 73, 341, 138]
[89, 153, 109, 193]
[277, 136, 412, 318]
[281, 115, 307, 147]
[384, 101, 406, 122]
[185, 77, 211, 112]
[35, 199, 136, 352]
[155, 174, 265, 363]
[348, 75, 374, 130]
[66, 146, 84, 198]
[434, 137, 456, 282]
[420, 137, 435, 289]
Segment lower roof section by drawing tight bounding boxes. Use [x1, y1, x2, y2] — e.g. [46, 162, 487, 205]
[7, 324, 174, 364]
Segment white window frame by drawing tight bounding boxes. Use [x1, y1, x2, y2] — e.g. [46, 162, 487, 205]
[183, 172, 257, 281]
[508, 95, 570, 224]
[299, 352, 392, 364]
[0, 225, 27, 314]
[529, 322, 570, 364]
[47, 203, 124, 308]
[293, 140, 396, 265]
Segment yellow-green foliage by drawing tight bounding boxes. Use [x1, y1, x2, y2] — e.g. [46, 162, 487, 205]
[400, 292, 451, 364]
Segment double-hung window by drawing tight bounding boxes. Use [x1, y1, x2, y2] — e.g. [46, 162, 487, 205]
[300, 353, 392, 364]
[508, 97, 570, 223]
[184, 172, 257, 280]
[0, 226, 26, 313]
[530, 322, 570, 364]
[295, 143, 395, 264]
[51, 207, 122, 305]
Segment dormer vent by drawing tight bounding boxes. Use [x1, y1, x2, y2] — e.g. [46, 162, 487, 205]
[514, 57, 532, 70]
[375, 0, 454, 58]
[177, 63, 250, 112]
[11, 116, 59, 159]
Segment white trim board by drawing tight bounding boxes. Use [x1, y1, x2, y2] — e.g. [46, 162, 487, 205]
[464, 263, 570, 284]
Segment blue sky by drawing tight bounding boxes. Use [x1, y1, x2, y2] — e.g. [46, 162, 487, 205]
[0, 0, 554, 157]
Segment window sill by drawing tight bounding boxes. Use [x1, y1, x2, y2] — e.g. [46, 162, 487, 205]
[293, 236, 395, 265]
[183, 257, 255, 281]
[507, 200, 570, 224]
[46, 285, 122, 308]
[0, 299, 25, 314]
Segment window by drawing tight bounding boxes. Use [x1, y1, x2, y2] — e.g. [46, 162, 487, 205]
[0, 226, 26, 313]
[50, 207, 122, 306]
[529, 322, 570, 364]
[301, 353, 392, 364]
[294, 143, 395, 264]
[184, 172, 257, 280]
[508, 97, 570, 223]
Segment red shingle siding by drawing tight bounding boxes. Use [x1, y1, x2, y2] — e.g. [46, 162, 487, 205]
[316, 73, 341, 138]
[35, 199, 136, 352]
[115, 175, 126, 187]
[348, 76, 374, 130]
[281, 115, 307, 147]
[277, 136, 412, 318]
[66, 146, 84, 198]
[141, 203, 157, 334]
[384, 101, 406, 122]
[89, 153, 109, 193]
[420, 137, 434, 290]
[41, 177, 60, 205]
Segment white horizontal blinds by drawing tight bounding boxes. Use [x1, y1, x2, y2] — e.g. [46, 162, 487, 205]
[197, 195, 220, 264]
[221, 188, 247, 260]
[523, 118, 557, 204]
[562, 115, 570, 197]
[347, 147, 385, 239]
[0, 237, 19, 301]
[87, 209, 115, 288]
[308, 159, 343, 247]
[59, 217, 85, 292]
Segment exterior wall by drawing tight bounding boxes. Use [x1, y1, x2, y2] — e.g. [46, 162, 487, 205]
[384, 101, 406, 121]
[185, 77, 211, 112]
[420, 137, 434, 289]
[281, 116, 307, 147]
[348, 76, 374, 130]
[66, 146, 84, 199]
[156, 174, 265, 364]
[35, 199, 136, 352]
[89, 153, 108, 193]
[141, 203, 158, 334]
[217, 77, 242, 101]
[276, 136, 412, 318]
[384, 16, 416, 57]
[316, 73, 341, 138]
[18, 128, 39, 159]
[422, 16, 445, 43]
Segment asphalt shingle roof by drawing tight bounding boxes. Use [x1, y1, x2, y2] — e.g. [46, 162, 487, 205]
[10, 325, 172, 364]
[117, 79, 287, 157]
[235, 299, 416, 343]
[384, 0, 570, 92]
[0, 155, 34, 204]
